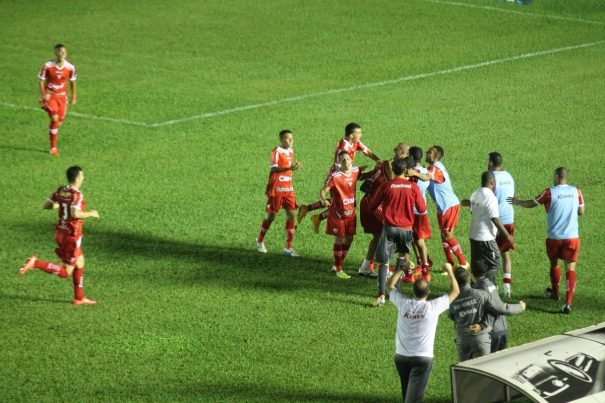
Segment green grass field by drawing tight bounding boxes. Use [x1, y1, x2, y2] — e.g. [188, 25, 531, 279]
[1, 0, 604, 401]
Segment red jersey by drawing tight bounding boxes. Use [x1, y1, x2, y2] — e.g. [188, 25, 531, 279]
[332, 138, 368, 166]
[48, 186, 86, 237]
[326, 167, 360, 218]
[369, 178, 426, 228]
[39, 60, 77, 96]
[363, 164, 389, 194]
[266, 146, 295, 197]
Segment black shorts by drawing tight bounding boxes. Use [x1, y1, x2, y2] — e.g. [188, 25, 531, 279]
[375, 226, 414, 264]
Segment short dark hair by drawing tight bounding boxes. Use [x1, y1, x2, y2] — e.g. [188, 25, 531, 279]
[481, 171, 495, 187]
[279, 129, 292, 139]
[413, 279, 430, 298]
[54, 44, 65, 51]
[337, 150, 349, 161]
[488, 152, 502, 167]
[392, 158, 407, 176]
[471, 260, 489, 278]
[344, 122, 361, 137]
[454, 267, 470, 287]
[432, 145, 444, 159]
[66, 166, 82, 183]
[555, 167, 568, 179]
[409, 146, 423, 163]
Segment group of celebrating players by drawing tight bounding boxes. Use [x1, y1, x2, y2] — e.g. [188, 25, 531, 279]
[255, 122, 585, 313]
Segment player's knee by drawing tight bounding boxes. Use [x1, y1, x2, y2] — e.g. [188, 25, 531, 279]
[266, 213, 276, 222]
[65, 265, 75, 276]
[76, 255, 85, 268]
[51, 114, 59, 122]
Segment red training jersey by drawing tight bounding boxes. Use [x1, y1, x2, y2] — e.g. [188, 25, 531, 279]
[369, 178, 426, 228]
[39, 60, 77, 96]
[326, 167, 360, 219]
[48, 185, 86, 237]
[332, 137, 368, 166]
[362, 164, 389, 195]
[266, 146, 295, 197]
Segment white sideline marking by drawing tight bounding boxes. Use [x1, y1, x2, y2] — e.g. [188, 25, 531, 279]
[420, 0, 605, 26]
[1, 41, 603, 128]
[0, 101, 148, 127]
[149, 40, 605, 128]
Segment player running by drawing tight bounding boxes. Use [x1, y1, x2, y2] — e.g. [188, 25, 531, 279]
[297, 122, 380, 233]
[19, 166, 99, 305]
[426, 146, 469, 270]
[38, 44, 77, 157]
[256, 130, 303, 256]
[509, 167, 584, 314]
[488, 152, 516, 297]
[320, 152, 362, 279]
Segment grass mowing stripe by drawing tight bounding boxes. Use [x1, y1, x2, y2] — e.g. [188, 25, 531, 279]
[150, 40, 605, 128]
[420, 0, 605, 26]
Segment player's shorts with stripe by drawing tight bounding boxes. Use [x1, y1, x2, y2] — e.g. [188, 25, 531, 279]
[496, 224, 515, 252]
[375, 226, 414, 264]
[360, 195, 383, 235]
[437, 205, 460, 235]
[54, 229, 82, 266]
[326, 213, 356, 238]
[413, 213, 432, 241]
[44, 95, 68, 122]
[546, 238, 580, 262]
[266, 194, 298, 214]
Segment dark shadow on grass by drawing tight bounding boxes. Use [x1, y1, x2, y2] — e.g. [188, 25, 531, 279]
[0, 145, 47, 154]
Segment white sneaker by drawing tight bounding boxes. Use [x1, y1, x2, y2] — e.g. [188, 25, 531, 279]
[256, 240, 267, 253]
[503, 283, 511, 298]
[358, 266, 378, 278]
[371, 295, 386, 307]
[329, 265, 337, 273]
[283, 248, 300, 257]
[386, 270, 393, 280]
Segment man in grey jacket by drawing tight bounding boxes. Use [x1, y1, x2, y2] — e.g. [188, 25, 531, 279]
[472, 260, 526, 352]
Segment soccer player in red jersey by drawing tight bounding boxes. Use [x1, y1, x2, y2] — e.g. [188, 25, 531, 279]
[320, 152, 362, 279]
[38, 44, 77, 156]
[19, 166, 99, 305]
[256, 130, 303, 256]
[298, 122, 380, 233]
[510, 167, 584, 314]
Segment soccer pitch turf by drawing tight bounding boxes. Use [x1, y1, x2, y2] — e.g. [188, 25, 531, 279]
[1, 0, 604, 401]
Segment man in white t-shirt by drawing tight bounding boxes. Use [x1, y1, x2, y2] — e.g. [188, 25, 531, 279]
[461, 171, 514, 283]
[387, 262, 459, 402]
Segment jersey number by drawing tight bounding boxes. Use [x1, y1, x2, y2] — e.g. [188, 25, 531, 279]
[61, 203, 69, 220]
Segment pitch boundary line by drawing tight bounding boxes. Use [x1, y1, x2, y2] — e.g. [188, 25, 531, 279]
[1, 41, 603, 128]
[419, 0, 605, 26]
[149, 40, 605, 128]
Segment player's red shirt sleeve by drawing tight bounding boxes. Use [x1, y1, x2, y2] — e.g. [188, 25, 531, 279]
[38, 64, 48, 80]
[413, 183, 427, 214]
[369, 182, 387, 212]
[578, 188, 584, 206]
[534, 188, 551, 211]
[357, 140, 369, 154]
[69, 66, 77, 81]
[428, 166, 445, 184]
[269, 149, 279, 168]
[71, 192, 84, 210]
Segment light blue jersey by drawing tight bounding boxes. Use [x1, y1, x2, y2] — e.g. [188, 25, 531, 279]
[535, 185, 584, 240]
[493, 170, 515, 225]
[427, 161, 459, 213]
[413, 164, 430, 215]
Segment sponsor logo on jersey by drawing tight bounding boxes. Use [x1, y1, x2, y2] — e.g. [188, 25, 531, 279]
[278, 175, 291, 182]
[343, 198, 355, 206]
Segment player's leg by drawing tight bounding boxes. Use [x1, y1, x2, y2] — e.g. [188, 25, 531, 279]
[561, 239, 579, 313]
[72, 254, 96, 305]
[544, 239, 562, 300]
[19, 255, 70, 278]
[49, 113, 60, 156]
[359, 234, 379, 277]
[501, 251, 512, 297]
[256, 199, 277, 253]
[442, 206, 468, 268]
[283, 207, 299, 257]
[373, 228, 392, 306]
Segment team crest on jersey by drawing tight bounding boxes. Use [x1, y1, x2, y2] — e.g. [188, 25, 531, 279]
[60, 191, 71, 197]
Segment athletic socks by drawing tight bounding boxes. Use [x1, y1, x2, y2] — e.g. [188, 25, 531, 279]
[446, 238, 467, 265]
[333, 244, 343, 270]
[285, 220, 295, 249]
[565, 270, 576, 306]
[72, 267, 84, 300]
[49, 121, 59, 149]
[341, 243, 351, 262]
[257, 219, 272, 243]
[442, 242, 455, 265]
[503, 272, 512, 284]
[34, 260, 69, 278]
[550, 265, 561, 297]
[360, 258, 371, 270]
[307, 201, 323, 211]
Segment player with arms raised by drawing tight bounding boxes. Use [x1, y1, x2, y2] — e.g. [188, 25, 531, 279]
[38, 44, 77, 156]
[19, 166, 99, 305]
[256, 130, 303, 256]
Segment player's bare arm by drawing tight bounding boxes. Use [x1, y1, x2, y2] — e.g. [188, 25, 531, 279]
[72, 208, 100, 219]
[42, 199, 58, 209]
[387, 267, 405, 291]
[70, 80, 77, 105]
[38, 79, 49, 103]
[443, 263, 460, 303]
[408, 170, 432, 182]
[270, 161, 302, 174]
[578, 205, 585, 216]
[319, 186, 331, 207]
[507, 196, 538, 208]
[491, 217, 514, 245]
[364, 149, 381, 162]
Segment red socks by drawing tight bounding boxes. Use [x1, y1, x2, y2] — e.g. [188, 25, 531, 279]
[72, 268, 84, 300]
[565, 270, 576, 305]
[285, 220, 295, 249]
[550, 266, 561, 297]
[333, 244, 343, 270]
[341, 243, 351, 262]
[49, 121, 59, 149]
[446, 237, 467, 265]
[34, 259, 69, 278]
[257, 219, 272, 243]
[442, 242, 455, 265]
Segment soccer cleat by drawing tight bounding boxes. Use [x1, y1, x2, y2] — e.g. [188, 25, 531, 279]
[544, 287, 560, 301]
[460, 262, 470, 270]
[371, 295, 386, 307]
[503, 283, 511, 298]
[422, 272, 432, 283]
[401, 272, 415, 283]
[73, 297, 96, 305]
[335, 270, 351, 280]
[562, 304, 571, 314]
[358, 266, 378, 278]
[310, 214, 321, 234]
[19, 256, 38, 276]
[256, 240, 267, 253]
[329, 265, 337, 273]
[283, 248, 300, 257]
[50, 148, 60, 157]
[427, 256, 433, 268]
[297, 205, 309, 224]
